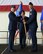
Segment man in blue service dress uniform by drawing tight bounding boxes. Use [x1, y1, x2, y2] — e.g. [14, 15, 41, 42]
[8, 6, 17, 52]
[28, 2, 38, 52]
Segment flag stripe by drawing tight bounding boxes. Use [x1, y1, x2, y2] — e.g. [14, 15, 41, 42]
[0, 5, 43, 12]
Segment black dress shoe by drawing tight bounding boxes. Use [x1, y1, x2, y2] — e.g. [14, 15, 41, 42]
[31, 49, 37, 52]
[21, 46, 24, 49]
[29, 49, 38, 52]
[9, 49, 16, 52]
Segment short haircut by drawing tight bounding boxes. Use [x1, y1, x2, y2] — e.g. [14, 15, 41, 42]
[29, 2, 33, 6]
[11, 5, 15, 8]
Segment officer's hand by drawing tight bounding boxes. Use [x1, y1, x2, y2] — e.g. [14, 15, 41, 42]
[24, 22, 26, 24]
[23, 19, 26, 24]
[20, 1, 23, 4]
